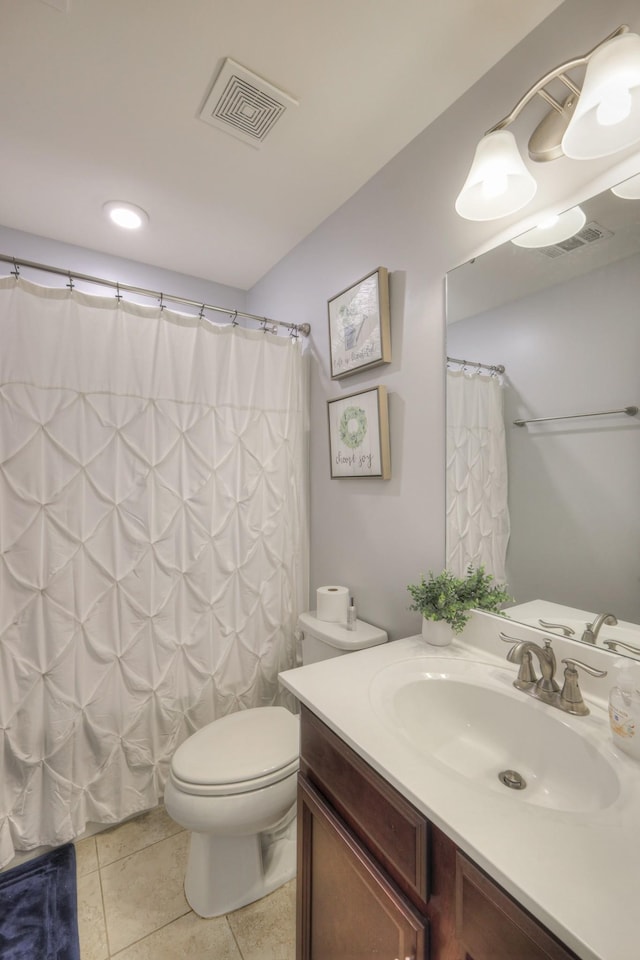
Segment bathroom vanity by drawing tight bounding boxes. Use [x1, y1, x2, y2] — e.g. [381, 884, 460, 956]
[280, 617, 640, 960]
[297, 705, 578, 959]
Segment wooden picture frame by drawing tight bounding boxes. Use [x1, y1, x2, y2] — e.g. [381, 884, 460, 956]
[328, 267, 391, 379]
[327, 386, 391, 479]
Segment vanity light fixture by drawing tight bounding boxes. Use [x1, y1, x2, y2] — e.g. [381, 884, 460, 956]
[455, 25, 640, 222]
[611, 170, 640, 198]
[510, 205, 586, 248]
[103, 201, 149, 230]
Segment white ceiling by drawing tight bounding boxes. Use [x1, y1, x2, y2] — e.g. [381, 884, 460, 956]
[0, 0, 563, 290]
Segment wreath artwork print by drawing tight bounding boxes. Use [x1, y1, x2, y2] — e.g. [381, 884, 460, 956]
[339, 405, 367, 449]
[328, 386, 390, 479]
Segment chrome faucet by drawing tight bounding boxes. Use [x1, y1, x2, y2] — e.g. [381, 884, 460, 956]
[581, 612, 617, 644]
[500, 632, 607, 716]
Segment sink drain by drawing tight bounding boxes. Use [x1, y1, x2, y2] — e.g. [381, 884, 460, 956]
[498, 769, 527, 790]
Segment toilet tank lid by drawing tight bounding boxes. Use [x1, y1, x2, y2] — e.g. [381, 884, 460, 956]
[171, 707, 299, 786]
[297, 611, 388, 650]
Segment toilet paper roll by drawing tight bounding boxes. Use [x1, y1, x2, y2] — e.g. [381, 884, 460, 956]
[316, 585, 350, 622]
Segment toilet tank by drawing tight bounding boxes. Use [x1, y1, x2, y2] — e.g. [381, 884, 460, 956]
[297, 611, 388, 665]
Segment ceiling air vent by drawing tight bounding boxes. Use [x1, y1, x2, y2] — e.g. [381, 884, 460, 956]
[199, 59, 298, 148]
[535, 221, 613, 258]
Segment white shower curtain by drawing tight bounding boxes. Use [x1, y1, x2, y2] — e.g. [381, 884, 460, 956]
[446, 369, 510, 581]
[0, 276, 309, 867]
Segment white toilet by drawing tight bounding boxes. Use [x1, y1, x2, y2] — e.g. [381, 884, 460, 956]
[164, 611, 387, 917]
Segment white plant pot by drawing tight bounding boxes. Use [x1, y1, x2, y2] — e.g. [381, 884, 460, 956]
[421, 618, 453, 647]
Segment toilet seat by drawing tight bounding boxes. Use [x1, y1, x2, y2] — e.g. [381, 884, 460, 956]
[170, 706, 299, 797]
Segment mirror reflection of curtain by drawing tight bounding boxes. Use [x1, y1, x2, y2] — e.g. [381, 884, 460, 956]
[446, 369, 510, 581]
[0, 276, 309, 867]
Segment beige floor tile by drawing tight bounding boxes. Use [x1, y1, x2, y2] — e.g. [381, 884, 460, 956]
[227, 880, 296, 960]
[96, 805, 183, 867]
[111, 911, 243, 960]
[76, 868, 109, 960]
[75, 836, 99, 877]
[101, 830, 190, 954]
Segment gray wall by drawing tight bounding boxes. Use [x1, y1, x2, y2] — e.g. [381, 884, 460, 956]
[448, 253, 640, 622]
[247, 0, 640, 640]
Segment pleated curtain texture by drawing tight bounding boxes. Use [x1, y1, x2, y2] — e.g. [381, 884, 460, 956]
[446, 369, 510, 581]
[0, 276, 309, 867]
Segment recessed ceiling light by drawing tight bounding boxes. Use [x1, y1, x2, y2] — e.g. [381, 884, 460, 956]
[103, 201, 149, 230]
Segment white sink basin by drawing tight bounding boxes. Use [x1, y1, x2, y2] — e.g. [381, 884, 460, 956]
[369, 657, 620, 813]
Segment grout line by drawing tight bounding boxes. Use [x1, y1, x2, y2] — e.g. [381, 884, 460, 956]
[226, 915, 246, 960]
[107, 907, 193, 958]
[96, 820, 189, 957]
[96, 825, 185, 870]
[97, 862, 111, 960]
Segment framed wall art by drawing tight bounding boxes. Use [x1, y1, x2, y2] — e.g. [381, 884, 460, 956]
[327, 385, 391, 479]
[328, 267, 391, 379]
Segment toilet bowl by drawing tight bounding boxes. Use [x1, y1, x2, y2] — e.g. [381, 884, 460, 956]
[164, 706, 299, 918]
[165, 612, 388, 917]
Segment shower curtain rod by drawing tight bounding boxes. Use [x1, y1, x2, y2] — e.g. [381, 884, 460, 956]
[447, 355, 506, 375]
[0, 253, 311, 337]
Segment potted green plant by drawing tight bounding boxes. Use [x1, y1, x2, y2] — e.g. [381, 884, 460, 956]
[407, 565, 511, 646]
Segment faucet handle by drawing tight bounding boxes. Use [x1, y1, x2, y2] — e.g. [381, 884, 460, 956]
[561, 657, 608, 678]
[538, 619, 575, 637]
[603, 638, 640, 656]
[499, 632, 538, 687]
[559, 658, 608, 716]
[499, 631, 528, 645]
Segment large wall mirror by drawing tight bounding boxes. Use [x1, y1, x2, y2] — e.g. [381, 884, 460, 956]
[446, 178, 640, 660]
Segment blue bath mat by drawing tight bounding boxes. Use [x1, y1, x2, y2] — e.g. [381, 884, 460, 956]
[0, 843, 80, 960]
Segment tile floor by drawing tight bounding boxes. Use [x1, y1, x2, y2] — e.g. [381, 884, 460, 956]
[74, 806, 296, 960]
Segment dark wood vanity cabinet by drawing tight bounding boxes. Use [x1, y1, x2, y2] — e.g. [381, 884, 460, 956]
[297, 706, 580, 960]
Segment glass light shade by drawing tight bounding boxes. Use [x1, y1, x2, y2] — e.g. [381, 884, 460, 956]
[562, 32, 640, 159]
[455, 129, 537, 221]
[511, 205, 586, 248]
[611, 171, 640, 198]
[103, 201, 149, 229]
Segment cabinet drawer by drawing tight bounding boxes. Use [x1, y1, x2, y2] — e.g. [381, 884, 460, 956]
[455, 852, 580, 960]
[299, 705, 429, 909]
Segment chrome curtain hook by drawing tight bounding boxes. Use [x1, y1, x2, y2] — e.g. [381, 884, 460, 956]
[66, 271, 75, 290]
[11, 258, 20, 278]
[115, 282, 122, 302]
[230, 310, 239, 327]
[158, 292, 165, 311]
[199, 304, 206, 320]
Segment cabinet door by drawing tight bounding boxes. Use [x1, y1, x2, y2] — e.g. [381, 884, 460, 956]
[455, 853, 579, 960]
[298, 775, 428, 960]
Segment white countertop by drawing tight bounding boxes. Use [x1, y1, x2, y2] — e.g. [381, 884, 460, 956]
[279, 618, 640, 960]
